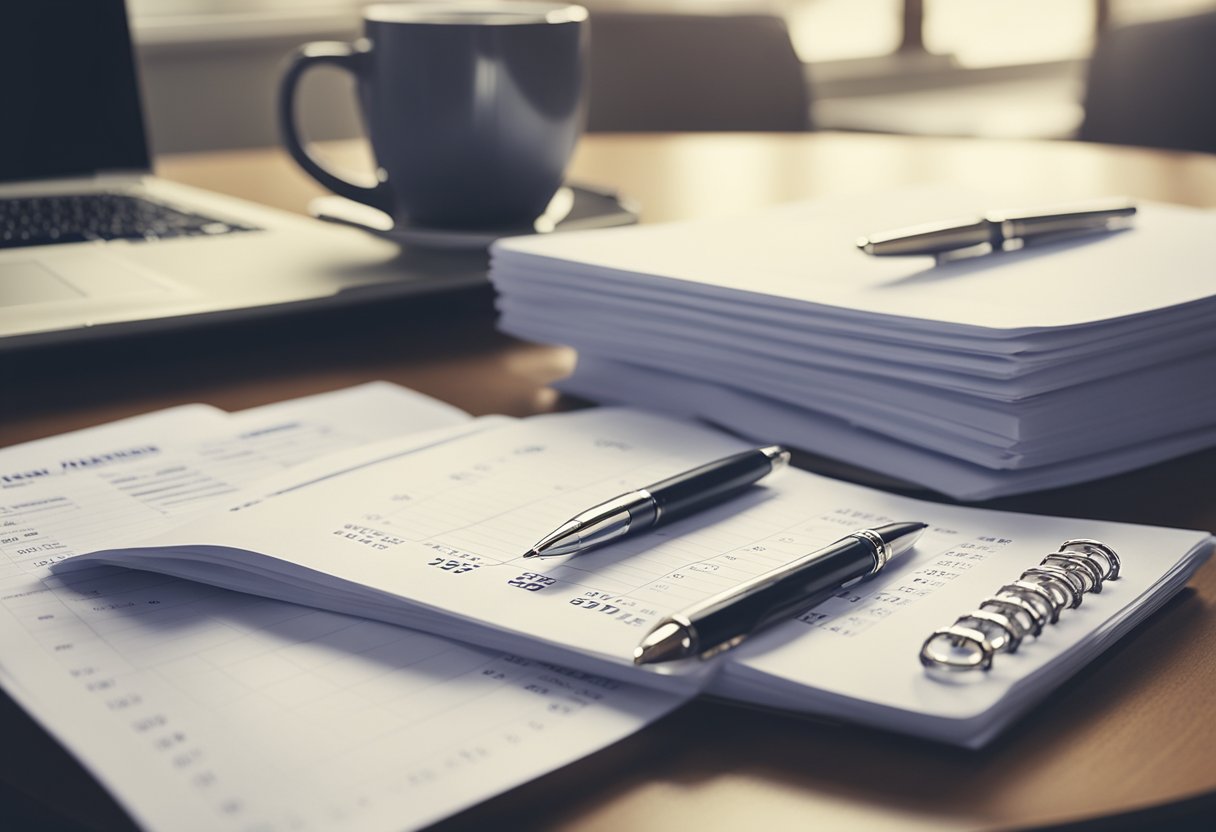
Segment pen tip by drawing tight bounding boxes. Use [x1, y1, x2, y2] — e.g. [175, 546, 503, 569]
[885, 521, 929, 560]
[633, 620, 694, 665]
[522, 549, 539, 559]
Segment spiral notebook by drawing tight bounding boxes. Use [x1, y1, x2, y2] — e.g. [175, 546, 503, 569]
[64, 407, 1214, 748]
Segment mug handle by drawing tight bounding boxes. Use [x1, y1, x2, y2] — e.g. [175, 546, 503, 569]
[278, 41, 394, 213]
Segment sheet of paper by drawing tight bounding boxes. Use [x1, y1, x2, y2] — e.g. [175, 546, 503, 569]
[493, 189, 1216, 331]
[557, 357, 1216, 500]
[0, 386, 683, 832]
[492, 254, 1216, 358]
[503, 310, 1216, 464]
[497, 293, 1216, 402]
[0, 404, 227, 490]
[495, 250, 1216, 353]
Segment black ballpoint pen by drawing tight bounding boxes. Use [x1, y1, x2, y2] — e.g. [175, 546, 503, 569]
[523, 445, 791, 558]
[633, 521, 928, 665]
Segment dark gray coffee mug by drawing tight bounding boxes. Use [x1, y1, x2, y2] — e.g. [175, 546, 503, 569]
[280, 2, 588, 229]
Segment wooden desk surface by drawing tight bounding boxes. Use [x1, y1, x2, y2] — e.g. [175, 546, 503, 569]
[4, 133, 1216, 831]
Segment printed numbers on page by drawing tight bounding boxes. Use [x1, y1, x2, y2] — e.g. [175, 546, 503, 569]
[507, 572, 556, 592]
[421, 541, 495, 568]
[593, 438, 631, 451]
[30, 554, 68, 569]
[3, 526, 72, 567]
[568, 596, 651, 627]
[106, 692, 144, 711]
[870, 590, 913, 608]
[152, 731, 189, 751]
[569, 597, 620, 615]
[405, 766, 439, 788]
[331, 523, 406, 551]
[427, 557, 480, 574]
[442, 744, 491, 771]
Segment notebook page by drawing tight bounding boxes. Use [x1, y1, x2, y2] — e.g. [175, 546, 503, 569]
[81, 409, 766, 674]
[80, 407, 1212, 719]
[0, 403, 227, 693]
[714, 495, 1210, 746]
[0, 387, 681, 832]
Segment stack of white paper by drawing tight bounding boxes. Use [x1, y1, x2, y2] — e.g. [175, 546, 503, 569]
[488, 187, 1216, 499]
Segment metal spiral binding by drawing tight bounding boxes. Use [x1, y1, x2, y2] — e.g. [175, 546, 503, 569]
[918, 539, 1121, 676]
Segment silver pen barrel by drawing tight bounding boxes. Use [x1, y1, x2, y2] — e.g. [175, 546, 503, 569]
[858, 200, 1136, 257]
[997, 201, 1137, 241]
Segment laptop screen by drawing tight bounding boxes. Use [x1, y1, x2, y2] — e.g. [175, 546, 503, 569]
[1, 0, 149, 184]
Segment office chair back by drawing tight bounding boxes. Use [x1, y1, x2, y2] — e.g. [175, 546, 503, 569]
[1080, 11, 1216, 154]
[586, 12, 812, 132]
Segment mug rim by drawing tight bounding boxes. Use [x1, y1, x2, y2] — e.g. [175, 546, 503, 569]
[364, 2, 587, 26]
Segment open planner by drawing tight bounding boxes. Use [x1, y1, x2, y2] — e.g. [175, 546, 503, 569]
[63, 401, 1213, 750]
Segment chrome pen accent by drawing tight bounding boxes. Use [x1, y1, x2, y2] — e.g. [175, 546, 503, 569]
[524, 492, 651, 559]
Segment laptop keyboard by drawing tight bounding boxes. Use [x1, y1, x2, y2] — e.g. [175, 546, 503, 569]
[0, 193, 258, 249]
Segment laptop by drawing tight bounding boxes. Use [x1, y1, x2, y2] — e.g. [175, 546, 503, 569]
[0, 1, 486, 351]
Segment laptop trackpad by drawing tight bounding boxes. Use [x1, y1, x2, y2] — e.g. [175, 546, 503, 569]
[0, 261, 87, 305]
[1, 253, 167, 307]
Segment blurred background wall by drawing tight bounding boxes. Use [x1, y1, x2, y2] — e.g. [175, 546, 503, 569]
[126, 0, 1216, 155]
